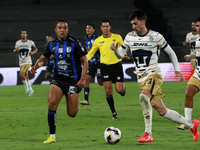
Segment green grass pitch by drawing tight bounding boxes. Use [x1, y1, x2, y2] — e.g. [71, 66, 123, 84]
[0, 81, 200, 150]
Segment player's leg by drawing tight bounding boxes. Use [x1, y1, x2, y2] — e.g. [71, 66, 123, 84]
[24, 64, 34, 96]
[154, 99, 199, 141]
[80, 74, 92, 105]
[138, 74, 163, 143]
[66, 93, 79, 117]
[97, 68, 103, 86]
[115, 82, 125, 96]
[178, 78, 199, 130]
[44, 84, 64, 144]
[103, 81, 118, 119]
[114, 62, 125, 96]
[20, 65, 29, 95]
[137, 89, 153, 143]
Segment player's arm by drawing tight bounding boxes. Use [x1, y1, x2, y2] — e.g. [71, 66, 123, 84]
[30, 55, 48, 74]
[163, 45, 184, 81]
[29, 45, 38, 55]
[86, 40, 98, 61]
[13, 47, 19, 53]
[76, 55, 88, 88]
[110, 42, 129, 59]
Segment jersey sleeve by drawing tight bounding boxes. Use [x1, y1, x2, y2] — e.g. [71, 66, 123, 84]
[86, 39, 99, 60]
[156, 32, 168, 49]
[42, 43, 52, 59]
[75, 40, 87, 58]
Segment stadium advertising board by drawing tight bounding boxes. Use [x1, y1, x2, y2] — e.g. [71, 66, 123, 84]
[0, 62, 194, 86]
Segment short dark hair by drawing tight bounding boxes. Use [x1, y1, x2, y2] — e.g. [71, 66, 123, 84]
[101, 20, 111, 26]
[21, 29, 27, 34]
[197, 17, 200, 22]
[55, 19, 67, 27]
[129, 9, 147, 21]
[87, 23, 95, 29]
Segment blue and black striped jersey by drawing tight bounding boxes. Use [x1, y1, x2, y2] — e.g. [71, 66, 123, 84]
[84, 33, 100, 65]
[43, 36, 86, 81]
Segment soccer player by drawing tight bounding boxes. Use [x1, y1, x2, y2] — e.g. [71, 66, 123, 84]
[183, 21, 199, 70]
[177, 17, 200, 133]
[30, 20, 88, 144]
[14, 29, 38, 96]
[86, 20, 126, 119]
[110, 9, 199, 142]
[44, 36, 54, 79]
[80, 24, 103, 105]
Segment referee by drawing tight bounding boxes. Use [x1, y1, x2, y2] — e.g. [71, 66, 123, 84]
[87, 20, 126, 119]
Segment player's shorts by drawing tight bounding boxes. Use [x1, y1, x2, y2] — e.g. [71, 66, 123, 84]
[50, 75, 82, 96]
[101, 62, 124, 83]
[139, 74, 165, 106]
[188, 76, 200, 91]
[190, 59, 196, 70]
[46, 65, 54, 73]
[87, 63, 101, 78]
[20, 64, 31, 75]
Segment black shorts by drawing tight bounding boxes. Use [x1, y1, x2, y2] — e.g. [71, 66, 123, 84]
[87, 63, 101, 78]
[46, 65, 54, 73]
[50, 75, 82, 95]
[101, 62, 124, 83]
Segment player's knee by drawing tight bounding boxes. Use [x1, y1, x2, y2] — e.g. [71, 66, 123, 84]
[139, 94, 149, 105]
[185, 91, 194, 99]
[68, 110, 78, 118]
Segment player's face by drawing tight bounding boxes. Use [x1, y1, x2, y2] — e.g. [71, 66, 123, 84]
[130, 18, 146, 35]
[101, 22, 111, 36]
[55, 22, 68, 40]
[86, 25, 95, 36]
[46, 36, 52, 43]
[21, 31, 28, 40]
[192, 22, 197, 32]
[196, 21, 200, 35]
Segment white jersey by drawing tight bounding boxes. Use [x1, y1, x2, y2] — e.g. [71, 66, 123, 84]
[122, 30, 168, 83]
[15, 39, 35, 66]
[192, 38, 200, 80]
[185, 32, 199, 54]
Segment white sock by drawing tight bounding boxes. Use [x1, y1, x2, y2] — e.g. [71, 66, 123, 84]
[139, 94, 152, 135]
[164, 109, 194, 129]
[184, 107, 193, 121]
[50, 134, 56, 139]
[22, 80, 28, 87]
[27, 80, 33, 91]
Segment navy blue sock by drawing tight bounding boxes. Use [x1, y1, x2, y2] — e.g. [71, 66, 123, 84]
[48, 110, 57, 134]
[84, 87, 90, 101]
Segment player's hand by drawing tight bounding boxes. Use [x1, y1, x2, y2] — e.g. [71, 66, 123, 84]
[175, 71, 184, 81]
[14, 47, 19, 52]
[76, 78, 86, 88]
[30, 66, 37, 74]
[184, 55, 190, 61]
[29, 51, 34, 55]
[110, 42, 119, 50]
[123, 55, 130, 60]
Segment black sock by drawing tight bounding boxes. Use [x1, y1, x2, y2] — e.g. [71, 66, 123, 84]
[84, 87, 90, 101]
[48, 110, 57, 134]
[106, 95, 116, 114]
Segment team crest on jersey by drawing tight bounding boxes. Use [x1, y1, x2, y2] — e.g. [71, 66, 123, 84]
[149, 36, 154, 41]
[113, 39, 116, 42]
[67, 47, 72, 53]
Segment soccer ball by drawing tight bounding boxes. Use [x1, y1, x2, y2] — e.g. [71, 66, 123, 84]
[104, 126, 121, 144]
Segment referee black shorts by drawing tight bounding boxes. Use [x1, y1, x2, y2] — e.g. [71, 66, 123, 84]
[101, 62, 124, 83]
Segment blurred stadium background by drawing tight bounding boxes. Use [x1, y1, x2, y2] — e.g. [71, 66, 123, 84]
[0, 0, 200, 85]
